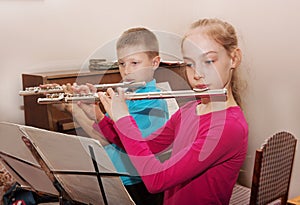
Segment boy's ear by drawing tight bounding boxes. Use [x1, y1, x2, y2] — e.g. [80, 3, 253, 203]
[152, 56, 161, 70]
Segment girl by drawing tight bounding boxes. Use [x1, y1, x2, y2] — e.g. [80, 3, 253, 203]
[98, 18, 248, 205]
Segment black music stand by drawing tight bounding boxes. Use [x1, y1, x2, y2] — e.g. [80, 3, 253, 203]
[0, 122, 135, 205]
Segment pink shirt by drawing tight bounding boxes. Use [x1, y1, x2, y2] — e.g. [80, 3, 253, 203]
[98, 101, 248, 204]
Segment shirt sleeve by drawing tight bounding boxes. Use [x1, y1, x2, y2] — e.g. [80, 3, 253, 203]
[92, 115, 124, 148]
[113, 115, 247, 193]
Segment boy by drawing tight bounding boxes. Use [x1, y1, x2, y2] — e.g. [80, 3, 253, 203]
[74, 27, 169, 205]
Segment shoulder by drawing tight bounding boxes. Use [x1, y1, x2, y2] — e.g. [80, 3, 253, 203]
[221, 106, 248, 143]
[226, 106, 248, 131]
[137, 79, 158, 92]
[200, 106, 248, 143]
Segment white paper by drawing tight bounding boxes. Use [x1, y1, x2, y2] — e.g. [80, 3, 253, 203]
[0, 122, 134, 205]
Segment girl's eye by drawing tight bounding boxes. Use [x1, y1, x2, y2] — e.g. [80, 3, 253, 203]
[204, 60, 215, 64]
[131, 61, 139, 65]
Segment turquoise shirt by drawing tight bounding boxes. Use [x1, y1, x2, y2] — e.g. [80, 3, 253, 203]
[104, 79, 169, 185]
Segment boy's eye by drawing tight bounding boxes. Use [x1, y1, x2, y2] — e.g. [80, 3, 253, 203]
[131, 61, 139, 65]
[186, 63, 194, 68]
[118, 62, 125, 66]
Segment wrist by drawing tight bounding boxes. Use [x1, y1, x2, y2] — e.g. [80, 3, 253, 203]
[95, 112, 104, 123]
[113, 112, 130, 122]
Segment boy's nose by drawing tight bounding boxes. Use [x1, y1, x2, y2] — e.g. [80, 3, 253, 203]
[124, 66, 130, 75]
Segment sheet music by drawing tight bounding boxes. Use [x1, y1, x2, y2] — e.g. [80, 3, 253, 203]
[0, 122, 135, 205]
[155, 82, 177, 162]
[156, 81, 179, 116]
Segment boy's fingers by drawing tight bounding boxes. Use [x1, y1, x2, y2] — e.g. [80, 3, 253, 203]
[87, 83, 97, 93]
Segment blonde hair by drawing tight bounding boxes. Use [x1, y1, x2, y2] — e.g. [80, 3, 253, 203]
[185, 18, 246, 107]
[116, 27, 159, 59]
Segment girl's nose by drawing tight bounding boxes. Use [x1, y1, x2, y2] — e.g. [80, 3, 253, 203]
[194, 69, 204, 80]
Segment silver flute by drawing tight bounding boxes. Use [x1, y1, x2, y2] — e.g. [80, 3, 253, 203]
[37, 88, 227, 104]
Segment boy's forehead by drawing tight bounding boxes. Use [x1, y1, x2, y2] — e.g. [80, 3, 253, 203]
[117, 45, 154, 59]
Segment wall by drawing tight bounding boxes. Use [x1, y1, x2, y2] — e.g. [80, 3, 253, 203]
[190, 0, 300, 199]
[0, 0, 299, 199]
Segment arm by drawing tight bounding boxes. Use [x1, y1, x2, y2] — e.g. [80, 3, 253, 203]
[66, 104, 110, 146]
[61, 83, 116, 146]
[114, 115, 247, 193]
[70, 83, 120, 144]
[99, 88, 247, 192]
[92, 115, 124, 148]
[128, 98, 170, 153]
[94, 113, 176, 154]
[98, 88, 173, 153]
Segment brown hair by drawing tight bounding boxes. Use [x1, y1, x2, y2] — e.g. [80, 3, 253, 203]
[116, 27, 159, 59]
[185, 18, 246, 107]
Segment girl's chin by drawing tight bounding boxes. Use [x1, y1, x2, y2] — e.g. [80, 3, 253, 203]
[124, 79, 135, 82]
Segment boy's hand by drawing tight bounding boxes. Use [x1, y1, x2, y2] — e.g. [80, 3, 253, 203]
[39, 83, 73, 113]
[77, 101, 104, 123]
[72, 83, 104, 122]
[99, 88, 129, 122]
[72, 83, 97, 94]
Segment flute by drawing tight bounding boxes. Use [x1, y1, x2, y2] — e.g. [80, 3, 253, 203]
[37, 88, 227, 104]
[19, 81, 146, 96]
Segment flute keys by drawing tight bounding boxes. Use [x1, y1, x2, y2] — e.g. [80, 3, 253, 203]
[25, 87, 40, 93]
[20, 85, 63, 96]
[46, 93, 60, 98]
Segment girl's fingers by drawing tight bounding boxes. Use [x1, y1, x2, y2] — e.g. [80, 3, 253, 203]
[116, 87, 125, 99]
[106, 88, 115, 98]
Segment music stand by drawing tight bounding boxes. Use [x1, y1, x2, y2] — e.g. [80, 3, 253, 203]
[0, 122, 135, 205]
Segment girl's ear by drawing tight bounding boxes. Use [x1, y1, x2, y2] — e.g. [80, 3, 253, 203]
[231, 48, 242, 69]
[152, 56, 161, 70]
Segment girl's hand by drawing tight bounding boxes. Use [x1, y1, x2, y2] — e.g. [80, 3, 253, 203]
[99, 87, 129, 122]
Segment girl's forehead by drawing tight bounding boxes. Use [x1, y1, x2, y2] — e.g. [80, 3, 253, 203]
[183, 33, 222, 54]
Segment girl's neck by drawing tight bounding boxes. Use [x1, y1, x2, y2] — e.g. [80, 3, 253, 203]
[196, 89, 237, 115]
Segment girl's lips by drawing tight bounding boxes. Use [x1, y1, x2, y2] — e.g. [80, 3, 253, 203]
[195, 84, 208, 89]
